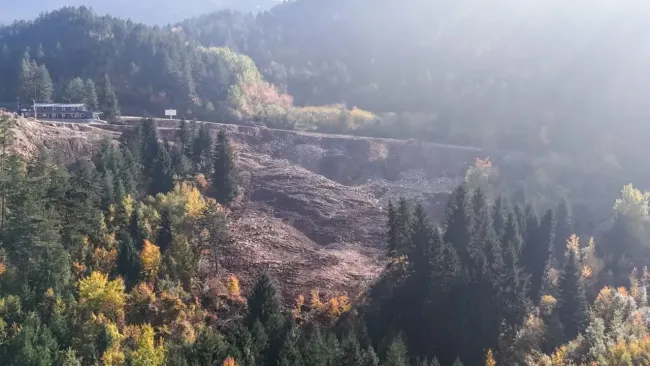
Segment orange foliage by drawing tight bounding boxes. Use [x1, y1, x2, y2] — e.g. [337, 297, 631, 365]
[294, 295, 305, 316]
[325, 295, 351, 318]
[72, 261, 87, 278]
[93, 247, 118, 273]
[310, 289, 323, 311]
[0, 262, 5, 276]
[223, 356, 237, 366]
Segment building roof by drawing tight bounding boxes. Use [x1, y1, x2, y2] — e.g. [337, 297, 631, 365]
[33, 103, 85, 108]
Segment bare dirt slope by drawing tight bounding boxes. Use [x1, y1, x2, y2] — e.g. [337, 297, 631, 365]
[14, 115, 481, 300]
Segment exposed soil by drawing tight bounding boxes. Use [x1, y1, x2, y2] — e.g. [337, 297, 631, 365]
[13, 114, 482, 300]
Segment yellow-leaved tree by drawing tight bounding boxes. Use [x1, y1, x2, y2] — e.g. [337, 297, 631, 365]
[140, 240, 162, 281]
[225, 275, 242, 301]
[78, 271, 126, 323]
[130, 324, 166, 366]
[485, 349, 496, 366]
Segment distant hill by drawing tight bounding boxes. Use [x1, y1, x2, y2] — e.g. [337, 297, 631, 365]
[0, 0, 277, 25]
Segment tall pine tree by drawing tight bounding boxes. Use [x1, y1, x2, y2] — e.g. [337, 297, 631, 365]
[211, 129, 238, 204]
[99, 74, 120, 122]
[557, 240, 589, 340]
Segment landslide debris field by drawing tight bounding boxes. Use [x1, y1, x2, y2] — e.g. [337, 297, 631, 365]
[17, 117, 481, 300]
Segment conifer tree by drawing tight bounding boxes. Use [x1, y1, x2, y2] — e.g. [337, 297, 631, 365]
[19, 58, 53, 103]
[83, 79, 99, 111]
[212, 129, 238, 204]
[149, 142, 174, 195]
[524, 209, 555, 300]
[6, 313, 59, 366]
[246, 273, 281, 328]
[553, 201, 572, 264]
[117, 231, 140, 287]
[387, 198, 412, 257]
[99, 74, 120, 122]
[340, 332, 364, 366]
[192, 123, 212, 173]
[170, 144, 190, 178]
[383, 335, 408, 366]
[444, 184, 472, 263]
[498, 212, 530, 336]
[492, 196, 507, 241]
[557, 241, 589, 340]
[386, 200, 398, 257]
[452, 357, 464, 366]
[277, 327, 303, 366]
[178, 118, 191, 153]
[156, 208, 173, 253]
[63, 77, 85, 103]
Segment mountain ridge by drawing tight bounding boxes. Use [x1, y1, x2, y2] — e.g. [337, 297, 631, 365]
[1, 0, 277, 25]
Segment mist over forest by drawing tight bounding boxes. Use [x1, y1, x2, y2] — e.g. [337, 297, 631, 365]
[0, 1, 650, 365]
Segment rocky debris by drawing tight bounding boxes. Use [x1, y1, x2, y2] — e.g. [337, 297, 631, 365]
[12, 116, 116, 163]
[239, 153, 384, 247]
[33, 116, 480, 298]
[224, 209, 383, 302]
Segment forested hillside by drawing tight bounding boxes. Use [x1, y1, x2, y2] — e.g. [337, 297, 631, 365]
[180, 0, 650, 154]
[1, 0, 277, 26]
[3, 111, 650, 365]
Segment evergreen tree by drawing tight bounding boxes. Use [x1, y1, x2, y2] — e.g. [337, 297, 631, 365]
[451, 358, 464, 366]
[139, 118, 160, 178]
[386, 200, 398, 257]
[383, 335, 408, 366]
[557, 242, 589, 340]
[116, 231, 140, 287]
[499, 212, 530, 329]
[99, 74, 120, 122]
[444, 184, 472, 264]
[178, 118, 191, 153]
[553, 201, 573, 264]
[340, 332, 364, 366]
[156, 208, 173, 253]
[19, 58, 53, 103]
[83, 79, 99, 111]
[524, 209, 555, 301]
[191, 123, 212, 174]
[301, 325, 339, 366]
[246, 273, 281, 328]
[170, 144, 190, 178]
[492, 196, 507, 240]
[278, 326, 304, 366]
[6, 313, 59, 366]
[391, 197, 412, 257]
[149, 142, 174, 196]
[211, 129, 238, 204]
[63, 77, 85, 103]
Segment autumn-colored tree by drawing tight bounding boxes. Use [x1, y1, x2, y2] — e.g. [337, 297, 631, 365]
[226, 275, 242, 301]
[130, 324, 166, 366]
[485, 349, 496, 366]
[223, 356, 237, 366]
[78, 271, 126, 323]
[140, 240, 162, 281]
